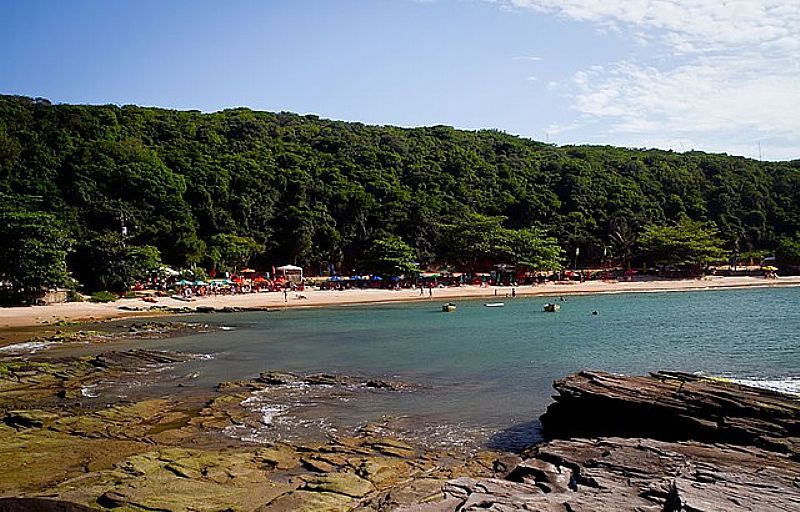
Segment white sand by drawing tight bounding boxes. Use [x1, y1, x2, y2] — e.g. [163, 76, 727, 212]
[1, 275, 799, 330]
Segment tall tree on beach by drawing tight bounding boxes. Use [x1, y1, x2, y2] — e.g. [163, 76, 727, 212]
[71, 233, 162, 292]
[0, 202, 72, 300]
[207, 233, 263, 272]
[609, 217, 637, 269]
[776, 234, 800, 268]
[440, 214, 562, 270]
[362, 235, 419, 276]
[638, 218, 726, 269]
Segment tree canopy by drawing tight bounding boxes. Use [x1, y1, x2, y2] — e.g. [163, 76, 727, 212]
[639, 219, 727, 268]
[0, 94, 798, 291]
[0, 199, 72, 299]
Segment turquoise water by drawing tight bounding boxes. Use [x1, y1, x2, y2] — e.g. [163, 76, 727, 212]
[73, 287, 800, 449]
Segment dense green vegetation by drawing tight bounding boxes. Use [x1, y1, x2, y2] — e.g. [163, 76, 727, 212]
[1, 95, 799, 292]
[638, 218, 726, 268]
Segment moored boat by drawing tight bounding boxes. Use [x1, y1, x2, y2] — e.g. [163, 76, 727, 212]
[543, 303, 560, 312]
[442, 303, 457, 312]
[484, 302, 505, 307]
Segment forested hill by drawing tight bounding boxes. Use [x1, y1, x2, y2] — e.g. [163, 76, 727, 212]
[1, 94, 799, 285]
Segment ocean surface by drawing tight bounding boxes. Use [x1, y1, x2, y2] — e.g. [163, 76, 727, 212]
[49, 286, 800, 450]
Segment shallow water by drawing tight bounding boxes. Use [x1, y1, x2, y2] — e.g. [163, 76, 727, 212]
[45, 286, 800, 450]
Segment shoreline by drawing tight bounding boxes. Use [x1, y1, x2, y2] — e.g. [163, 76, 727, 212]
[1, 275, 799, 330]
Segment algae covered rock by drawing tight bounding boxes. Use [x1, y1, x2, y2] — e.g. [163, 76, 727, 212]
[3, 409, 60, 429]
[301, 472, 375, 497]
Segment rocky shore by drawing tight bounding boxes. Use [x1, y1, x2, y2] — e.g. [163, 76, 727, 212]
[0, 357, 798, 510]
[422, 371, 800, 511]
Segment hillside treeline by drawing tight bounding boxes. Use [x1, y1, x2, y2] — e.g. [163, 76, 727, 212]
[1, 95, 799, 290]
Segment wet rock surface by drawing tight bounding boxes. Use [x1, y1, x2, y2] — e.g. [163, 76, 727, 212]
[541, 370, 800, 455]
[0, 350, 502, 510]
[425, 438, 800, 511]
[0, 321, 224, 355]
[1, 359, 798, 511]
[420, 371, 800, 511]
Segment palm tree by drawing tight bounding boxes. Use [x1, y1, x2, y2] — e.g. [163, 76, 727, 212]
[609, 217, 637, 269]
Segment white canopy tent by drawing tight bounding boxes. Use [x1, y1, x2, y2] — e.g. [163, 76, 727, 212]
[275, 264, 303, 282]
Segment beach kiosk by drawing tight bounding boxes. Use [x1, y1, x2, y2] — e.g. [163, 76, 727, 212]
[275, 264, 303, 283]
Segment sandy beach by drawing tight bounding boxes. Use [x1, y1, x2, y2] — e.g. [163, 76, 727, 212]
[1, 275, 799, 330]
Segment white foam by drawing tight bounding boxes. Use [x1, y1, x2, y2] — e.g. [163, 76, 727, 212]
[81, 385, 99, 398]
[729, 377, 800, 395]
[0, 341, 56, 354]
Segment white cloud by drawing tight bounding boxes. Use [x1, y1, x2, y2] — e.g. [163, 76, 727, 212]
[498, 0, 800, 159]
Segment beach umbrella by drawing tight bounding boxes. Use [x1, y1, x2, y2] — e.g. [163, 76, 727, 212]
[329, 276, 342, 281]
[763, 266, 778, 271]
[177, 279, 192, 285]
[240, 268, 256, 273]
[193, 280, 207, 286]
[372, 276, 383, 281]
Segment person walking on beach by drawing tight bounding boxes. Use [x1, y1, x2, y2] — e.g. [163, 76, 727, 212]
[512, 288, 516, 298]
[428, 287, 433, 297]
[284, 289, 288, 302]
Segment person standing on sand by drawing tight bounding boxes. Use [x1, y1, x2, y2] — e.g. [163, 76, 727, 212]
[512, 288, 516, 298]
[428, 287, 432, 297]
[284, 289, 288, 302]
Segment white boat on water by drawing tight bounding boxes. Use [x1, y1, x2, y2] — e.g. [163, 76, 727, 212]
[543, 303, 560, 312]
[484, 302, 505, 308]
[442, 303, 457, 312]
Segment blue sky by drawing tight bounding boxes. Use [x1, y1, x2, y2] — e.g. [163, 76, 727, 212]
[1, 0, 798, 160]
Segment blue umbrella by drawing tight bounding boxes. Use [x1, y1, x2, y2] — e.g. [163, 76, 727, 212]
[372, 276, 383, 281]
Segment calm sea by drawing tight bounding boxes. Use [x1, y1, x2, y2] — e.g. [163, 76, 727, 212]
[50, 286, 800, 449]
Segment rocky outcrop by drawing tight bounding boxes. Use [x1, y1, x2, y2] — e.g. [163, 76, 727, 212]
[256, 370, 414, 391]
[540, 370, 800, 456]
[4, 358, 798, 511]
[414, 371, 800, 511]
[423, 437, 800, 511]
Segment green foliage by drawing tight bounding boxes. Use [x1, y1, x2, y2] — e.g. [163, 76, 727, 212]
[776, 235, 800, 267]
[207, 233, 263, 271]
[72, 233, 162, 292]
[440, 214, 562, 270]
[66, 290, 84, 302]
[362, 236, 419, 275]
[639, 218, 727, 267]
[0, 198, 72, 295]
[89, 290, 117, 303]
[0, 95, 798, 286]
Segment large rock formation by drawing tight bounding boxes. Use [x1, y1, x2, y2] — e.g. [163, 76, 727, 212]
[541, 370, 800, 456]
[411, 371, 800, 511]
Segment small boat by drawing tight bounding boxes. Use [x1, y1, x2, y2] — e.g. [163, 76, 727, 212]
[484, 302, 505, 308]
[543, 303, 560, 312]
[442, 303, 457, 312]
